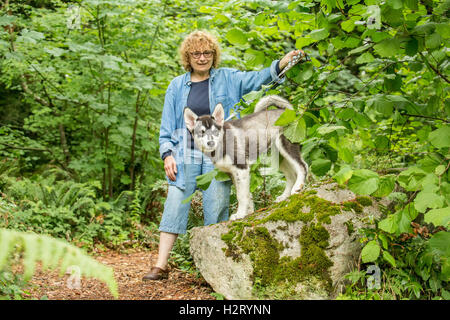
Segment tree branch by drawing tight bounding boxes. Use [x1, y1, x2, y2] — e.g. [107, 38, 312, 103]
[0, 142, 68, 170]
[419, 52, 450, 84]
[401, 113, 450, 123]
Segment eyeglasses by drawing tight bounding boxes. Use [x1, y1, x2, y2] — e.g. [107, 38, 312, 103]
[189, 50, 214, 59]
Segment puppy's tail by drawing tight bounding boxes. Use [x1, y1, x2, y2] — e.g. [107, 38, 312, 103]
[254, 95, 293, 113]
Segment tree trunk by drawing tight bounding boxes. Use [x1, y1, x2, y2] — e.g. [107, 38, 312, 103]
[129, 91, 141, 190]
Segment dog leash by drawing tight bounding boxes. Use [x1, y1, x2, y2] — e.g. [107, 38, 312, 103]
[225, 50, 311, 121]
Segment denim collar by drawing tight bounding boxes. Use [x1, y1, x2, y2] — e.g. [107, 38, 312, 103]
[184, 68, 217, 86]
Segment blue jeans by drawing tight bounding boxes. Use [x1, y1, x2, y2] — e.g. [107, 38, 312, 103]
[158, 149, 231, 235]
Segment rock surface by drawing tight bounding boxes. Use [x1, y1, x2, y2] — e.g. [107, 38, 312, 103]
[189, 183, 386, 300]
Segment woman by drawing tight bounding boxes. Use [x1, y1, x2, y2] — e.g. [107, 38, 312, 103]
[143, 30, 302, 280]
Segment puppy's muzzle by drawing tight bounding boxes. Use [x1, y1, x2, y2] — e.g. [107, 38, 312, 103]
[207, 141, 215, 148]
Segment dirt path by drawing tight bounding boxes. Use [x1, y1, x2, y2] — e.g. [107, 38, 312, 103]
[26, 249, 215, 300]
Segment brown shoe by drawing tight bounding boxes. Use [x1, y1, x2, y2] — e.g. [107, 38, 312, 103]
[142, 267, 169, 281]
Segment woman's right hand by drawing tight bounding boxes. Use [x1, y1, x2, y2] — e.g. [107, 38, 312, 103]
[164, 155, 177, 181]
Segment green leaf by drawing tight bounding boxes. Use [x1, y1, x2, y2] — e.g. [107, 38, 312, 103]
[215, 170, 231, 182]
[387, 0, 403, 10]
[405, 37, 418, 56]
[347, 169, 379, 195]
[195, 169, 217, 191]
[333, 165, 353, 185]
[382, 251, 396, 267]
[181, 191, 197, 204]
[338, 147, 354, 163]
[296, 37, 315, 48]
[309, 28, 330, 41]
[404, 0, 418, 10]
[373, 38, 401, 57]
[372, 175, 395, 197]
[414, 187, 445, 213]
[378, 204, 417, 235]
[0, 15, 16, 27]
[120, 175, 131, 185]
[361, 240, 381, 263]
[292, 63, 314, 83]
[356, 52, 375, 64]
[427, 231, 450, 257]
[341, 19, 357, 33]
[226, 28, 247, 45]
[435, 165, 446, 176]
[378, 214, 398, 234]
[275, 109, 297, 126]
[245, 49, 265, 68]
[384, 75, 402, 92]
[379, 234, 389, 250]
[374, 136, 390, 151]
[98, 114, 118, 127]
[428, 126, 450, 149]
[425, 207, 450, 228]
[17, 29, 45, 44]
[317, 125, 347, 135]
[348, 44, 371, 55]
[44, 47, 66, 57]
[311, 158, 332, 176]
[284, 117, 307, 143]
[367, 95, 394, 116]
[243, 90, 264, 103]
[398, 167, 427, 191]
[397, 203, 418, 234]
[436, 23, 450, 39]
[425, 33, 442, 50]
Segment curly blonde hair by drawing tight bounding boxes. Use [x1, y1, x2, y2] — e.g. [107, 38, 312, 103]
[179, 30, 221, 72]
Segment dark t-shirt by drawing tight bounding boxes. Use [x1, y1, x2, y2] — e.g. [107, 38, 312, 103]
[162, 78, 210, 159]
[187, 78, 210, 116]
[186, 79, 210, 150]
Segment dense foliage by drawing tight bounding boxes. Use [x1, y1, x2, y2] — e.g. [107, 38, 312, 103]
[0, 0, 449, 299]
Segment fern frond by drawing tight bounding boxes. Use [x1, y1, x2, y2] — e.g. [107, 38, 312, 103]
[70, 198, 95, 214]
[56, 181, 76, 206]
[0, 228, 119, 298]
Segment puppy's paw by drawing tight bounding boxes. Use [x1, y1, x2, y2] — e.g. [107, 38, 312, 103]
[292, 184, 304, 194]
[229, 212, 247, 221]
[229, 214, 240, 221]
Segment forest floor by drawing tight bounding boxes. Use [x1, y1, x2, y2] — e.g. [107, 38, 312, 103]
[25, 249, 215, 300]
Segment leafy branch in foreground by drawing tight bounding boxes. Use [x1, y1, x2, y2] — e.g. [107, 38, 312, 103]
[0, 228, 118, 298]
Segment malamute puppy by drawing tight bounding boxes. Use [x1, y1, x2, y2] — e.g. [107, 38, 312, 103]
[184, 95, 308, 221]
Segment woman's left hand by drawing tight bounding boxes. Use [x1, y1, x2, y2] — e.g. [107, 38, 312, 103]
[279, 49, 305, 70]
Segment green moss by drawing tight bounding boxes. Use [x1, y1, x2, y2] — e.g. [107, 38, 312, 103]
[221, 221, 253, 261]
[340, 196, 372, 214]
[220, 188, 342, 298]
[342, 200, 363, 214]
[355, 196, 373, 207]
[299, 223, 330, 249]
[221, 222, 334, 298]
[344, 220, 355, 236]
[240, 227, 282, 286]
[259, 192, 341, 225]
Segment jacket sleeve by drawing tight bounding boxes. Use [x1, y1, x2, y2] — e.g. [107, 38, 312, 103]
[230, 60, 285, 97]
[159, 82, 177, 159]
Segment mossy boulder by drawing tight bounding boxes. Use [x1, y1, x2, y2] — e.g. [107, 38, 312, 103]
[189, 183, 386, 300]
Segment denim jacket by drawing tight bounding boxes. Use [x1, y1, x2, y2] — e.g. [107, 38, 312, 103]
[159, 59, 284, 190]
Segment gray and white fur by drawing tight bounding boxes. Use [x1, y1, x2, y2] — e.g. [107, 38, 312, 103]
[184, 95, 308, 221]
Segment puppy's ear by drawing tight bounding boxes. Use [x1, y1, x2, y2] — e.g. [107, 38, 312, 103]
[212, 103, 224, 126]
[184, 108, 198, 133]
